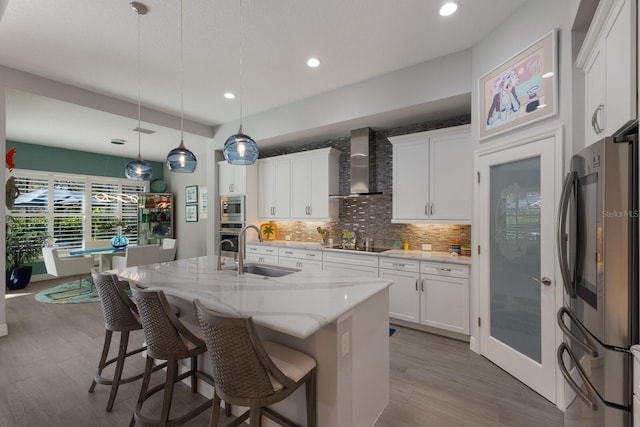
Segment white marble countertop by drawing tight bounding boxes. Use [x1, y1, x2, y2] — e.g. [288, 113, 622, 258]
[116, 255, 393, 340]
[247, 240, 472, 265]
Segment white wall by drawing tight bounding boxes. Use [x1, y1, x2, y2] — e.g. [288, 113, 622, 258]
[0, 86, 6, 337]
[163, 140, 209, 259]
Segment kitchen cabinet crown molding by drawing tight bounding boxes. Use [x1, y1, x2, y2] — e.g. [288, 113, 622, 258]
[388, 124, 471, 145]
[257, 147, 340, 163]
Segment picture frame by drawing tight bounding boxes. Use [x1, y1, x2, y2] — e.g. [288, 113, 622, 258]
[185, 185, 198, 204]
[199, 186, 208, 220]
[185, 204, 198, 222]
[479, 30, 558, 140]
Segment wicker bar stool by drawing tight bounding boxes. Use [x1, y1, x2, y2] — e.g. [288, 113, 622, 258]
[130, 283, 214, 427]
[89, 271, 170, 412]
[194, 299, 317, 427]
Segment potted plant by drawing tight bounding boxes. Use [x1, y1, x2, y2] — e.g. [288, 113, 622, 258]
[6, 216, 49, 290]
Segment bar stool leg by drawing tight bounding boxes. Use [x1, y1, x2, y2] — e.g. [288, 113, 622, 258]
[105, 330, 130, 412]
[89, 330, 113, 393]
[209, 394, 222, 427]
[306, 369, 317, 427]
[131, 355, 155, 427]
[190, 355, 198, 393]
[159, 357, 178, 426]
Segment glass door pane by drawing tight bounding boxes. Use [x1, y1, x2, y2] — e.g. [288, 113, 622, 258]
[489, 156, 541, 363]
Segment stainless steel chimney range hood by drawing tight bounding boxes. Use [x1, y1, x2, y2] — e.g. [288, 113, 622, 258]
[330, 127, 384, 199]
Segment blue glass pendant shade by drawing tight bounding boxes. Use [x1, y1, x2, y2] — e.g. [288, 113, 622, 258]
[223, 127, 258, 165]
[167, 140, 197, 172]
[125, 156, 153, 181]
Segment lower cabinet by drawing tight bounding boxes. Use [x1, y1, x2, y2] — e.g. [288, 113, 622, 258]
[322, 251, 379, 276]
[420, 261, 470, 335]
[379, 258, 420, 323]
[278, 247, 323, 271]
[381, 257, 470, 335]
[245, 244, 279, 264]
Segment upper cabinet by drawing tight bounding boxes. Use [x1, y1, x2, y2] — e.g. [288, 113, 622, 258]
[218, 161, 255, 196]
[257, 156, 291, 219]
[577, 0, 637, 147]
[390, 125, 472, 224]
[290, 148, 340, 221]
[258, 148, 340, 221]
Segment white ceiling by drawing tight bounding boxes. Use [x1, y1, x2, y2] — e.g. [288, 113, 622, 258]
[0, 0, 527, 161]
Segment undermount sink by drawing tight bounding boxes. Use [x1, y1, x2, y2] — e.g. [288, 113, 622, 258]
[241, 263, 300, 277]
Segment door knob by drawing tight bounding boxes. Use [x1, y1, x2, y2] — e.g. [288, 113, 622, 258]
[531, 276, 552, 286]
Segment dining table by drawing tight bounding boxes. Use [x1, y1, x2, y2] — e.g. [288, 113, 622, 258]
[69, 246, 126, 272]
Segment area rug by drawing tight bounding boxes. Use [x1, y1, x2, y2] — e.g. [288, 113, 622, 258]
[35, 279, 99, 304]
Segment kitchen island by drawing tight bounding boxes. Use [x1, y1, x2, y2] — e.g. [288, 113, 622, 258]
[116, 255, 393, 427]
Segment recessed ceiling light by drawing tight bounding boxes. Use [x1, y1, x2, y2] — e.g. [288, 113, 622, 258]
[111, 138, 126, 145]
[439, 2, 458, 16]
[224, 92, 236, 99]
[307, 57, 321, 68]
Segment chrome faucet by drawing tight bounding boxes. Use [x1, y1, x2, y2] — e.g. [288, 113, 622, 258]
[217, 239, 235, 270]
[237, 225, 263, 275]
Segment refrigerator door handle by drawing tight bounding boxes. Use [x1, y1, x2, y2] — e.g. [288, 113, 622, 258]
[557, 342, 598, 410]
[557, 307, 598, 357]
[557, 171, 577, 298]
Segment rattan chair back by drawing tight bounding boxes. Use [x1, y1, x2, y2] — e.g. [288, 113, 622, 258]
[130, 284, 196, 360]
[194, 301, 282, 400]
[91, 270, 141, 332]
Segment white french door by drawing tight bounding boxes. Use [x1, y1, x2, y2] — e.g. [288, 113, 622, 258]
[477, 135, 558, 403]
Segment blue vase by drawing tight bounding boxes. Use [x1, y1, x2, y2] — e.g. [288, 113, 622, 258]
[111, 235, 129, 249]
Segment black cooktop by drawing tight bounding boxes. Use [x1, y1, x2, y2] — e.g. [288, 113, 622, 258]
[328, 246, 390, 253]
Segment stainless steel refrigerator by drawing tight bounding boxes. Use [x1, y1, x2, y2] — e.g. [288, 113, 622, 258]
[557, 121, 638, 426]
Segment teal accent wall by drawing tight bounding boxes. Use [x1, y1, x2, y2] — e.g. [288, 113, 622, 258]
[6, 140, 164, 179]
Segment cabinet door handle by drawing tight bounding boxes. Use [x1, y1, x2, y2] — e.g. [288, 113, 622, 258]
[430, 203, 434, 215]
[591, 104, 604, 135]
[308, 205, 312, 215]
[415, 278, 419, 291]
[424, 204, 428, 216]
[421, 279, 424, 292]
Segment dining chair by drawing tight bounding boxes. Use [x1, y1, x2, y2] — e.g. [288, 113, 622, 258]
[89, 271, 172, 412]
[129, 283, 215, 427]
[194, 299, 317, 427]
[158, 238, 177, 262]
[111, 245, 160, 270]
[42, 247, 94, 292]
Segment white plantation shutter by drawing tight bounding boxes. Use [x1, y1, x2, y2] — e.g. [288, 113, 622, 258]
[10, 170, 147, 255]
[91, 181, 119, 240]
[52, 179, 86, 249]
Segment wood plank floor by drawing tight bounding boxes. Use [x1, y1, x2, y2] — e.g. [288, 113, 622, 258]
[1, 278, 563, 427]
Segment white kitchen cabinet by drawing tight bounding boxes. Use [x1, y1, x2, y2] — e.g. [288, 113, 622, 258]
[278, 247, 323, 271]
[245, 243, 279, 264]
[420, 261, 470, 335]
[290, 148, 340, 221]
[390, 125, 472, 224]
[218, 161, 253, 196]
[577, 0, 636, 147]
[322, 250, 379, 276]
[379, 257, 420, 323]
[257, 157, 290, 219]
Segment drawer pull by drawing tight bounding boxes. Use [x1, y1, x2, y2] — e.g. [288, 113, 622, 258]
[392, 262, 406, 268]
[438, 268, 452, 272]
[306, 253, 316, 257]
[284, 251, 293, 255]
[267, 249, 275, 253]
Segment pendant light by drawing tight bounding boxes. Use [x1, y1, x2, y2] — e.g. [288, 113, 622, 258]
[125, 1, 153, 181]
[223, 0, 259, 165]
[166, 0, 197, 173]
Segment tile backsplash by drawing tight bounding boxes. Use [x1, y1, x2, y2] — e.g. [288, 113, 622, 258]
[258, 114, 472, 251]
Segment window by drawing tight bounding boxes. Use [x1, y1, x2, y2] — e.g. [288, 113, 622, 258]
[9, 170, 147, 251]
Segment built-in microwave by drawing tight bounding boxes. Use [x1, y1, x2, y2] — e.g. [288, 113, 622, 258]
[220, 195, 245, 222]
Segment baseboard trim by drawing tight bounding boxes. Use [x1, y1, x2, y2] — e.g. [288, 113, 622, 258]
[390, 319, 470, 343]
[0, 323, 8, 337]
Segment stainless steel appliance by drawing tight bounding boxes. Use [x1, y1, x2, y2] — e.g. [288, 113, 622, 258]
[557, 122, 638, 427]
[220, 195, 245, 222]
[219, 222, 243, 258]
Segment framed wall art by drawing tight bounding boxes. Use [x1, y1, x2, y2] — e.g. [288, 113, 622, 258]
[185, 204, 198, 222]
[199, 186, 208, 220]
[479, 30, 558, 140]
[185, 185, 198, 204]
